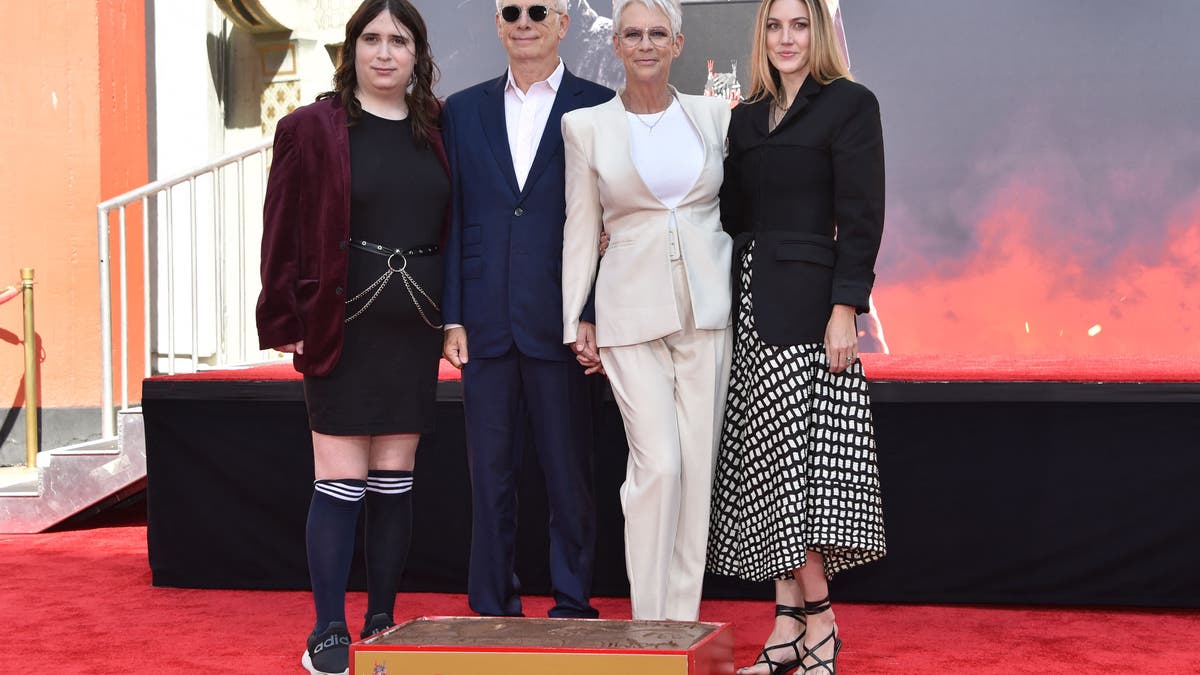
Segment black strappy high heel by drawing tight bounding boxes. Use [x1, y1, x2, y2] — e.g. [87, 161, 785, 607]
[742, 603, 807, 675]
[801, 597, 842, 674]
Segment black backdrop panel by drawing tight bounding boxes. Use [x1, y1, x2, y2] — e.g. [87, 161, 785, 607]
[143, 380, 1200, 608]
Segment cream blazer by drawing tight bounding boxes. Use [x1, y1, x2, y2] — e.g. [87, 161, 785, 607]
[561, 90, 732, 348]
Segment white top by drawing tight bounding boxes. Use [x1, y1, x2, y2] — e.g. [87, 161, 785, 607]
[627, 99, 703, 208]
[504, 58, 565, 190]
[627, 98, 703, 259]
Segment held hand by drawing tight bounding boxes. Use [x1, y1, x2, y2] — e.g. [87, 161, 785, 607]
[824, 305, 858, 374]
[599, 230, 610, 257]
[575, 322, 603, 375]
[577, 352, 606, 376]
[275, 340, 304, 355]
[443, 326, 469, 369]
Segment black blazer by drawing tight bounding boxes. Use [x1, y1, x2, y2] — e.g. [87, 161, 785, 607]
[721, 75, 884, 345]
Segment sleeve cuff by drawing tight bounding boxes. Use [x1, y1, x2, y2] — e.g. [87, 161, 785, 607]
[831, 283, 872, 315]
[257, 316, 304, 351]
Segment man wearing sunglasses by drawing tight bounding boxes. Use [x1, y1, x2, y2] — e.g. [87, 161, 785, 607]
[440, 1, 613, 619]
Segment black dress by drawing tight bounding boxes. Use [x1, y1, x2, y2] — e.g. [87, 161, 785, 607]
[303, 111, 449, 435]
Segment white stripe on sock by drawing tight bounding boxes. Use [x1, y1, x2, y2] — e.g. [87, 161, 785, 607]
[366, 477, 413, 495]
[367, 486, 413, 495]
[317, 480, 366, 497]
[314, 480, 366, 502]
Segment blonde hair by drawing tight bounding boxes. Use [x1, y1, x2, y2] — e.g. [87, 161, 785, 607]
[746, 0, 851, 105]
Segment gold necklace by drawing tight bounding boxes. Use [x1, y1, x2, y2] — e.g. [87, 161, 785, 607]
[624, 90, 676, 134]
[771, 96, 790, 130]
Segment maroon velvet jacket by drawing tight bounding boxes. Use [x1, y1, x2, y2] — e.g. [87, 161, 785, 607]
[255, 97, 449, 375]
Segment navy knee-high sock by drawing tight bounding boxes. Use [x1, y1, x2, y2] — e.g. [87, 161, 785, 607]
[307, 478, 366, 633]
[364, 470, 414, 621]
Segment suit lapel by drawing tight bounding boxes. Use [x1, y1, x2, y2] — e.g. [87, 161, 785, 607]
[750, 96, 771, 139]
[329, 101, 351, 227]
[607, 93, 660, 207]
[768, 74, 823, 136]
[479, 73, 521, 196]
[518, 68, 580, 202]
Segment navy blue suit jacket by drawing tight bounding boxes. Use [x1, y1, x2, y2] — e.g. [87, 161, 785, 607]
[442, 68, 614, 362]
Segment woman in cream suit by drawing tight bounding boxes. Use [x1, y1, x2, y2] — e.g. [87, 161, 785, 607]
[560, 0, 732, 621]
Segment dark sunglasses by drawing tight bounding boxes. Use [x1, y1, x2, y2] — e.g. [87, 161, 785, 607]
[500, 4, 559, 23]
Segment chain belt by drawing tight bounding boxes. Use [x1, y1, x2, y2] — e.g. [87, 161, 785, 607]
[344, 239, 442, 328]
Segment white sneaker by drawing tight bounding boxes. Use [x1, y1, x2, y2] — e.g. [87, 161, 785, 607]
[301, 621, 350, 675]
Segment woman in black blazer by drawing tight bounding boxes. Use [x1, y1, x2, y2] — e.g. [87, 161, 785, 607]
[705, 1, 886, 673]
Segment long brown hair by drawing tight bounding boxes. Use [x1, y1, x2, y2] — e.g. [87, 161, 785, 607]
[746, 0, 851, 105]
[317, 0, 440, 146]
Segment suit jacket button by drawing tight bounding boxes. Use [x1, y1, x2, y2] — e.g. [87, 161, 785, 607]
[514, 207, 525, 217]
[338, 241, 347, 250]
[335, 286, 343, 296]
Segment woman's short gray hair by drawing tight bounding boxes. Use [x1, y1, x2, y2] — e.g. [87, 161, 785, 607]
[495, 0, 569, 13]
[612, 0, 683, 36]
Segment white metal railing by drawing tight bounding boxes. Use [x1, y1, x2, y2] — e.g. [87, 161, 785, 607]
[97, 141, 274, 437]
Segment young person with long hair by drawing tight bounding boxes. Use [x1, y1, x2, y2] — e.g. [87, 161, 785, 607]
[255, 1, 448, 672]
[706, 0, 887, 672]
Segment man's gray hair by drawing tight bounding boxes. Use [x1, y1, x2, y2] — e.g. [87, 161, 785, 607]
[495, 0, 569, 13]
[612, 0, 683, 35]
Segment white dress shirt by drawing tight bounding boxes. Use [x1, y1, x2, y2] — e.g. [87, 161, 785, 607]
[505, 58, 565, 190]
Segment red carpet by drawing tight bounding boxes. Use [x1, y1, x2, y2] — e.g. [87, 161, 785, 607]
[149, 353, 1200, 384]
[2, 511, 1199, 673]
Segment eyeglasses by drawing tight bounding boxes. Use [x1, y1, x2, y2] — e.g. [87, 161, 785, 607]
[500, 4, 560, 23]
[618, 27, 674, 48]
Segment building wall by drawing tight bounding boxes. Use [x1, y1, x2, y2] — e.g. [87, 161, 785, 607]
[144, 1, 346, 376]
[151, 1, 224, 176]
[0, 0, 146, 462]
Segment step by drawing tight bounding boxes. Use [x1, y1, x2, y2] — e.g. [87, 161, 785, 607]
[47, 437, 120, 458]
[0, 409, 145, 533]
[0, 466, 39, 497]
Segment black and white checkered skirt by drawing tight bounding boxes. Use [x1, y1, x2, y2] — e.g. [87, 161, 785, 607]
[706, 242, 887, 581]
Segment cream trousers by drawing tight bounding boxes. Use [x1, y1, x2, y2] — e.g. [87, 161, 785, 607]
[600, 258, 731, 620]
